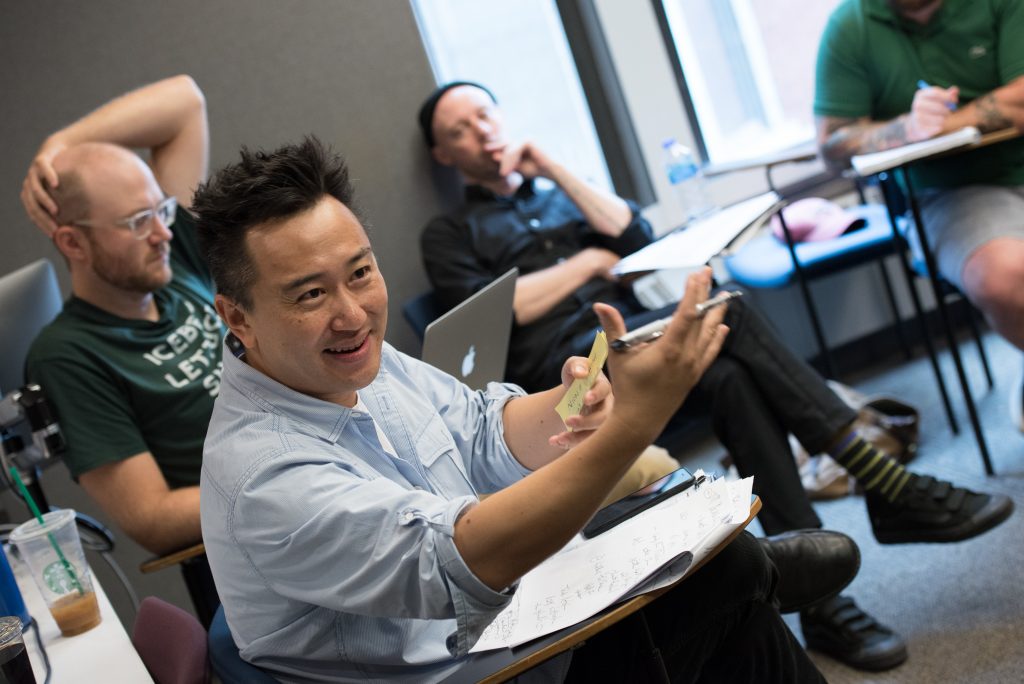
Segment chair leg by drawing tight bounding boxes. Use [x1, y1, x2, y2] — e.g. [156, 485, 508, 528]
[879, 174, 959, 434]
[776, 211, 837, 378]
[875, 258, 913, 361]
[963, 299, 994, 389]
[181, 555, 220, 630]
[902, 169, 994, 475]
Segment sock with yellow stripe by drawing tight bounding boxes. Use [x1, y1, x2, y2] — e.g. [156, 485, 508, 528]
[827, 431, 911, 502]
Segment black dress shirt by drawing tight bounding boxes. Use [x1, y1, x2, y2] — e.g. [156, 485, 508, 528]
[421, 180, 653, 391]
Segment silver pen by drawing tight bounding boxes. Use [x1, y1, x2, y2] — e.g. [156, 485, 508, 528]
[609, 290, 743, 352]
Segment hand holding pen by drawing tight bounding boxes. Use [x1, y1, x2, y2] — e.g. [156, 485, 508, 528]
[908, 81, 959, 141]
[592, 268, 730, 442]
[610, 290, 742, 351]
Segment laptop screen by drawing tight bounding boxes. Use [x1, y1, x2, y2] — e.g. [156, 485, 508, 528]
[421, 268, 518, 390]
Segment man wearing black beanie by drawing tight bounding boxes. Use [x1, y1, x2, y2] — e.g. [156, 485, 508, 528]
[418, 81, 1013, 672]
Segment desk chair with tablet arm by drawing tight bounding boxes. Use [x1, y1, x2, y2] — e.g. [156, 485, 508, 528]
[722, 153, 913, 381]
[723, 155, 992, 474]
[0, 258, 219, 626]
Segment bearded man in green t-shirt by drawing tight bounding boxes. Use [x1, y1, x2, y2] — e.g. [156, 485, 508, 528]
[815, 0, 1024, 427]
[20, 75, 217, 556]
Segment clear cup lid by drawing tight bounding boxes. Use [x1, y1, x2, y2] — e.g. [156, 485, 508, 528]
[8, 509, 76, 543]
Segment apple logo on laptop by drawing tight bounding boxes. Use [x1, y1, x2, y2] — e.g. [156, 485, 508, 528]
[461, 345, 476, 378]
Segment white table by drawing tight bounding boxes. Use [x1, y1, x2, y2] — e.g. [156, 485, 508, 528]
[7, 547, 153, 683]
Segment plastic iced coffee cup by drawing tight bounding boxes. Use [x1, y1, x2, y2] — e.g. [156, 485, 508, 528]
[9, 510, 101, 637]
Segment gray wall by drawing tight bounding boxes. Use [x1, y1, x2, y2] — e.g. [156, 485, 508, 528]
[1, 0, 441, 356]
[1, 0, 445, 626]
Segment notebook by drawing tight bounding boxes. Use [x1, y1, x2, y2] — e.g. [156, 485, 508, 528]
[421, 268, 518, 390]
[850, 126, 981, 177]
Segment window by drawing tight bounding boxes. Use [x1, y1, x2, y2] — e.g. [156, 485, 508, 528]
[411, 0, 613, 190]
[655, 0, 842, 167]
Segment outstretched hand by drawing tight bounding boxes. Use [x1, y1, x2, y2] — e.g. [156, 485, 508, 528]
[595, 268, 728, 444]
[547, 356, 613, 450]
[20, 137, 67, 237]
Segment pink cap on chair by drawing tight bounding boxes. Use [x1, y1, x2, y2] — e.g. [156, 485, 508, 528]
[771, 198, 866, 242]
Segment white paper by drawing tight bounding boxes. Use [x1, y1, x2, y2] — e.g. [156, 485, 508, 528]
[470, 477, 755, 652]
[611, 192, 781, 276]
[621, 476, 754, 598]
[851, 126, 980, 176]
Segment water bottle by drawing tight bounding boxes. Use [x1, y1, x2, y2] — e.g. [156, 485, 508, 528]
[0, 547, 30, 629]
[662, 138, 713, 223]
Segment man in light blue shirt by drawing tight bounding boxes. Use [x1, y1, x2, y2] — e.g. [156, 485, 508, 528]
[193, 136, 827, 682]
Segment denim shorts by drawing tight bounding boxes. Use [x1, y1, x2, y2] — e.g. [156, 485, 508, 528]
[917, 184, 1024, 290]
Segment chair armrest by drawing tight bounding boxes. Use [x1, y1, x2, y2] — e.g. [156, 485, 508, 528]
[140, 542, 206, 574]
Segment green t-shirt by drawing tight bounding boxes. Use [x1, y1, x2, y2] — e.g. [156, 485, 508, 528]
[27, 208, 224, 488]
[814, 0, 1024, 189]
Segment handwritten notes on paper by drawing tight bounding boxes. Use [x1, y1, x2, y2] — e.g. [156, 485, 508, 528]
[470, 477, 754, 652]
[555, 332, 608, 429]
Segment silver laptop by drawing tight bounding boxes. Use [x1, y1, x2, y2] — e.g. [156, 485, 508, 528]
[421, 268, 518, 390]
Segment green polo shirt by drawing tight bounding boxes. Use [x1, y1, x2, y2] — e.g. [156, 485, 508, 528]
[815, 0, 1024, 189]
[26, 208, 224, 488]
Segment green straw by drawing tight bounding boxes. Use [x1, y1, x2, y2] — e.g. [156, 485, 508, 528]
[9, 467, 84, 597]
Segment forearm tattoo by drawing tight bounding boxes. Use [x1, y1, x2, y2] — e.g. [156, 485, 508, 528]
[974, 93, 1013, 132]
[821, 116, 911, 166]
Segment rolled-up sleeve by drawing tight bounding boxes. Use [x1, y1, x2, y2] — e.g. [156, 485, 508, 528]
[592, 201, 654, 257]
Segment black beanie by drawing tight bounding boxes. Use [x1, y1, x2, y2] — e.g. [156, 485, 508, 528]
[417, 81, 498, 149]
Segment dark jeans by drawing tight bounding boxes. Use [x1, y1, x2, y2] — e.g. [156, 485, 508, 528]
[564, 531, 824, 683]
[563, 290, 857, 535]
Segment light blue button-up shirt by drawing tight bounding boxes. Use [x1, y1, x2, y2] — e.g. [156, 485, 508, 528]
[201, 341, 566, 683]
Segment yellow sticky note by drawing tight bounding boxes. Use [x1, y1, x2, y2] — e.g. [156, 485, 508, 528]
[555, 332, 608, 429]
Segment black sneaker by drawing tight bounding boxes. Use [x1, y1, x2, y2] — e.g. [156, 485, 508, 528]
[867, 474, 1014, 544]
[801, 595, 907, 671]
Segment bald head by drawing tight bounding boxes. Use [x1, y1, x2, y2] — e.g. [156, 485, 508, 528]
[51, 143, 156, 226]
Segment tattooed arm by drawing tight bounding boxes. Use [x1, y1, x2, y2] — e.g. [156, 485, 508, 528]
[942, 75, 1024, 135]
[817, 85, 959, 169]
[817, 115, 909, 169]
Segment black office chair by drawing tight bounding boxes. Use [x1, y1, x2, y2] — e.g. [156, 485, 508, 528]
[403, 289, 444, 342]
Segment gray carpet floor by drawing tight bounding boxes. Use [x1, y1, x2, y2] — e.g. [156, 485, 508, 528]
[774, 332, 1024, 683]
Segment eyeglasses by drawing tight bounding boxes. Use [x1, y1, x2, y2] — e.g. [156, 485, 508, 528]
[75, 196, 177, 240]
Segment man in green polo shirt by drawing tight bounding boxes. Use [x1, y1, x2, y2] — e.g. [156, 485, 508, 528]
[815, 0, 1024, 427]
[19, 75, 215, 556]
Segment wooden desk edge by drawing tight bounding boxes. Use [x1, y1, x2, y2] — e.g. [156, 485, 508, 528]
[139, 542, 206, 573]
[854, 126, 1020, 177]
[977, 127, 1020, 147]
[478, 496, 762, 684]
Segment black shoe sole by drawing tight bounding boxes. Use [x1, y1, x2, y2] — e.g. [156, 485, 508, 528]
[873, 493, 1014, 544]
[804, 632, 909, 672]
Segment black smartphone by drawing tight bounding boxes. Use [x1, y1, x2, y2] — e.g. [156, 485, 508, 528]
[582, 466, 696, 538]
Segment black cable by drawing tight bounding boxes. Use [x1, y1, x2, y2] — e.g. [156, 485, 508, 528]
[97, 551, 139, 613]
[26, 617, 52, 684]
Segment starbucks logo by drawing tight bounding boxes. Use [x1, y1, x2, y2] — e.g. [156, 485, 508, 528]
[42, 561, 78, 593]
